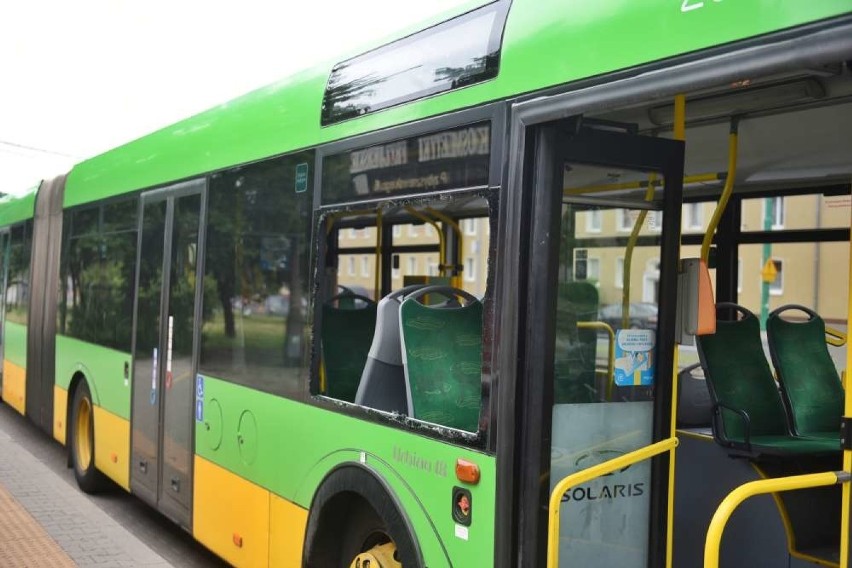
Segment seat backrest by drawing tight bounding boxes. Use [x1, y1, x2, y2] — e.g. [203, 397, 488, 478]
[399, 286, 482, 432]
[696, 303, 789, 440]
[321, 293, 377, 402]
[767, 305, 843, 436]
[354, 285, 425, 413]
[554, 281, 599, 403]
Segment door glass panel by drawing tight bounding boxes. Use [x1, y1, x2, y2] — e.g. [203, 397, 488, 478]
[131, 198, 167, 498]
[552, 165, 664, 566]
[161, 193, 201, 512]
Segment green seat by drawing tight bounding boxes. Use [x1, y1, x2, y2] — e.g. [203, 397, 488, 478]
[767, 305, 842, 440]
[553, 281, 599, 403]
[399, 286, 482, 432]
[321, 292, 377, 402]
[696, 303, 839, 457]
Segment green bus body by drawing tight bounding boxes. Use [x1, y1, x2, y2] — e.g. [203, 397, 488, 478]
[1, 1, 850, 567]
[65, 0, 850, 207]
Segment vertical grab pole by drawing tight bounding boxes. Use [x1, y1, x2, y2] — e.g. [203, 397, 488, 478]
[701, 118, 739, 263]
[841, 202, 852, 568]
[666, 93, 686, 568]
[375, 209, 383, 300]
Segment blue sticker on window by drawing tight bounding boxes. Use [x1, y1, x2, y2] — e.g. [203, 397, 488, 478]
[614, 329, 656, 386]
[196, 399, 204, 422]
[196, 375, 204, 399]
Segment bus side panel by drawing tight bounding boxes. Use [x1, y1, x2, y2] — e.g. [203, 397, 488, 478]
[193, 455, 270, 567]
[269, 493, 308, 568]
[53, 385, 67, 443]
[93, 406, 130, 490]
[3, 360, 26, 415]
[3, 321, 28, 414]
[55, 335, 132, 419]
[195, 376, 496, 567]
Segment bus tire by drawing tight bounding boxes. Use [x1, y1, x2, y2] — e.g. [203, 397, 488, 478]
[70, 381, 106, 493]
[303, 465, 422, 568]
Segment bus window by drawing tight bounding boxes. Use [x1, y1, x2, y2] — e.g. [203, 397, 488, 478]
[58, 198, 138, 352]
[6, 222, 32, 326]
[316, 193, 494, 434]
[198, 151, 314, 398]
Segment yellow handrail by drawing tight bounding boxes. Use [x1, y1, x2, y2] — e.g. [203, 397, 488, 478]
[424, 207, 464, 289]
[826, 326, 847, 348]
[563, 172, 722, 196]
[621, 174, 656, 328]
[576, 321, 615, 400]
[704, 471, 849, 568]
[547, 437, 679, 567]
[701, 119, 739, 262]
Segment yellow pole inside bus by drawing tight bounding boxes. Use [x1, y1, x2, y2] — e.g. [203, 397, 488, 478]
[840, 203, 852, 568]
[666, 93, 686, 568]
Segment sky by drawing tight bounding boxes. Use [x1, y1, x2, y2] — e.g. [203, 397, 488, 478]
[0, 0, 469, 196]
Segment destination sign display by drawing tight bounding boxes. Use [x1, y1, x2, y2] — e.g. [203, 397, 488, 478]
[322, 122, 491, 203]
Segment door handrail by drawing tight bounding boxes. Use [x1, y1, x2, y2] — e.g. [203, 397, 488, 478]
[547, 436, 679, 567]
[704, 470, 850, 568]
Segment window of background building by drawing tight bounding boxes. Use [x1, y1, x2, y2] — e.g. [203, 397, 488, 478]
[465, 256, 476, 282]
[617, 209, 632, 231]
[769, 258, 784, 295]
[615, 257, 625, 288]
[768, 197, 786, 230]
[464, 218, 477, 235]
[361, 256, 370, 277]
[586, 210, 602, 233]
[686, 202, 703, 230]
[407, 256, 417, 275]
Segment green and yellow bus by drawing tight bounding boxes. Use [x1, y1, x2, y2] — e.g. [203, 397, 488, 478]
[1, 0, 851, 566]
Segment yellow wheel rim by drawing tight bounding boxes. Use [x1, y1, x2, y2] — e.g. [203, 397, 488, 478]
[75, 396, 93, 469]
[349, 542, 401, 568]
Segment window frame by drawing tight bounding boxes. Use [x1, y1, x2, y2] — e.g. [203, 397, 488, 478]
[309, 103, 505, 451]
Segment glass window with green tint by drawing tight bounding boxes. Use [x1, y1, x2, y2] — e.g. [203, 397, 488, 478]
[57, 196, 139, 352]
[5, 222, 32, 325]
[199, 151, 314, 397]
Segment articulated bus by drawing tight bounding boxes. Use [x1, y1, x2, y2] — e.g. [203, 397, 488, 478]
[1, 1, 851, 566]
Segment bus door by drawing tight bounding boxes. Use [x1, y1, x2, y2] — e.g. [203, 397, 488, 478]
[0, 229, 9, 395]
[130, 180, 206, 528]
[522, 119, 683, 567]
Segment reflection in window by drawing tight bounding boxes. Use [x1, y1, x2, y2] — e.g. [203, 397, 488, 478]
[57, 200, 138, 351]
[6, 223, 32, 326]
[199, 151, 313, 397]
[321, 3, 507, 125]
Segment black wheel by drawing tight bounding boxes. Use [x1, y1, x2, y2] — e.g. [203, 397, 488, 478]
[70, 381, 107, 493]
[338, 505, 400, 568]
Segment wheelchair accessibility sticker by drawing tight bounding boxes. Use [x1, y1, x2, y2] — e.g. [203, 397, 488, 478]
[614, 330, 655, 386]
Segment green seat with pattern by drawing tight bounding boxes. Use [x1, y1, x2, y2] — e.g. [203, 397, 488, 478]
[696, 303, 839, 457]
[321, 291, 377, 402]
[399, 286, 481, 432]
[767, 305, 842, 440]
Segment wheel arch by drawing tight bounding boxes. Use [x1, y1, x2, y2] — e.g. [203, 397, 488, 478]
[302, 463, 424, 568]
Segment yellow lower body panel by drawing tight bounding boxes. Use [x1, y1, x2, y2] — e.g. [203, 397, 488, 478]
[92, 406, 130, 491]
[53, 386, 68, 444]
[194, 456, 270, 567]
[269, 493, 308, 567]
[3, 360, 26, 415]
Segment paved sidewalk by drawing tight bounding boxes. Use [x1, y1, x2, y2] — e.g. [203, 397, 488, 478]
[0, 427, 172, 567]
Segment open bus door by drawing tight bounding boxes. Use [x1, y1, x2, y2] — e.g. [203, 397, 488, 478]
[516, 118, 684, 567]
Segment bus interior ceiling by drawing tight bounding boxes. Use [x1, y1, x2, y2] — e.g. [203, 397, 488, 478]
[590, 61, 852, 202]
